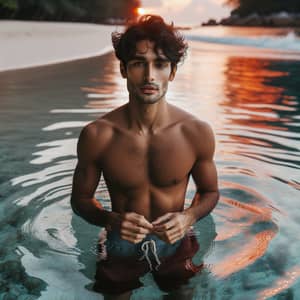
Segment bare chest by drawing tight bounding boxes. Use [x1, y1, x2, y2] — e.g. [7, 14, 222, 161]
[101, 129, 196, 188]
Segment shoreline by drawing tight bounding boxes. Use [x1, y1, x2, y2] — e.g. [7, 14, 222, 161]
[0, 21, 118, 72]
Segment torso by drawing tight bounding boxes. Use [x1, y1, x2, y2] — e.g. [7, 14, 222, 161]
[95, 104, 201, 221]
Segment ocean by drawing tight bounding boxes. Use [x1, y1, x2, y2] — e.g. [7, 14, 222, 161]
[0, 26, 299, 299]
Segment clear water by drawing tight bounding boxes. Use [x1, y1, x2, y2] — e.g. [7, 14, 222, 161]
[0, 32, 300, 299]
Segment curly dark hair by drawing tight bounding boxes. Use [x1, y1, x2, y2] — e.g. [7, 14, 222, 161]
[111, 15, 188, 69]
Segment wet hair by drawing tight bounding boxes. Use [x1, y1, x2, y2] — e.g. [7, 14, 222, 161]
[112, 15, 188, 69]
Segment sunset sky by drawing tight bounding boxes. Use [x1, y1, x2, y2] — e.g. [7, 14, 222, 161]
[141, 0, 231, 26]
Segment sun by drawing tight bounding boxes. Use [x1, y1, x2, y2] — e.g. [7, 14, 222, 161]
[136, 7, 146, 16]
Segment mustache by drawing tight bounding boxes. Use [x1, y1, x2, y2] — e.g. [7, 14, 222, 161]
[140, 83, 159, 89]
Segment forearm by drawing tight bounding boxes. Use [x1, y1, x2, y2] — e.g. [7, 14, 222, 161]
[184, 190, 219, 224]
[71, 196, 114, 227]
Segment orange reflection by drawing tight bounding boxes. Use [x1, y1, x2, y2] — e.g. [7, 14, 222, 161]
[212, 229, 277, 278]
[222, 57, 292, 133]
[222, 197, 272, 219]
[215, 194, 276, 242]
[258, 266, 300, 300]
[212, 180, 281, 277]
[220, 180, 282, 210]
[224, 58, 288, 105]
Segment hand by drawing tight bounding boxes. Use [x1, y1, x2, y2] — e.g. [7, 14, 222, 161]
[107, 212, 153, 244]
[152, 211, 195, 244]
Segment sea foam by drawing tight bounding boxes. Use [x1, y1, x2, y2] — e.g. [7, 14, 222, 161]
[185, 31, 300, 52]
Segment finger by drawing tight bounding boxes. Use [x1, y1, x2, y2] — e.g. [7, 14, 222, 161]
[152, 213, 173, 225]
[121, 228, 147, 239]
[162, 226, 186, 243]
[153, 218, 177, 232]
[122, 233, 147, 242]
[169, 230, 185, 241]
[152, 230, 178, 244]
[167, 225, 185, 236]
[166, 232, 184, 244]
[121, 231, 147, 244]
[125, 213, 153, 230]
[121, 221, 150, 233]
[169, 236, 182, 244]
[138, 217, 153, 231]
[122, 222, 150, 235]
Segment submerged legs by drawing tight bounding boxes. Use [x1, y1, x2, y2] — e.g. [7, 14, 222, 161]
[104, 291, 132, 300]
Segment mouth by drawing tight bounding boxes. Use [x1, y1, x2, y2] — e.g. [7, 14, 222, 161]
[140, 85, 158, 94]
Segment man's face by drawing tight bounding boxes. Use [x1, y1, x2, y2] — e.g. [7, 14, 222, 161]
[121, 40, 176, 104]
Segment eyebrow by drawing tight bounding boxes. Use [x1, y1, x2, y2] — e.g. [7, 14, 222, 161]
[129, 55, 169, 62]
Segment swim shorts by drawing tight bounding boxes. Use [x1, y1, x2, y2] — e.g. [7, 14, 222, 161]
[93, 230, 203, 294]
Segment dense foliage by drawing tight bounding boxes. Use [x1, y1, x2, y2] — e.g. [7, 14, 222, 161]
[225, 0, 300, 17]
[0, 0, 141, 23]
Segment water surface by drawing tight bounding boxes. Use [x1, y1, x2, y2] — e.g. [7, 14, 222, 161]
[0, 30, 300, 299]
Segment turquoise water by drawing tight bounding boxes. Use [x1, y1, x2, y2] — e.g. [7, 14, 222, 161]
[0, 35, 300, 299]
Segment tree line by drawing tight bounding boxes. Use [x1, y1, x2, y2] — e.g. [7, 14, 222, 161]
[0, 0, 141, 23]
[225, 0, 300, 17]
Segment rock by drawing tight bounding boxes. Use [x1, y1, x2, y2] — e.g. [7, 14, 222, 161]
[5, 285, 24, 298]
[269, 12, 295, 27]
[220, 14, 239, 26]
[237, 13, 264, 26]
[23, 277, 45, 295]
[219, 12, 300, 27]
[202, 19, 218, 26]
[2, 260, 24, 281]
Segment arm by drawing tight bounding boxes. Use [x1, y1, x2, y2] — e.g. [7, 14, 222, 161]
[152, 122, 219, 243]
[70, 122, 111, 227]
[184, 150, 219, 222]
[184, 121, 219, 222]
[71, 121, 153, 242]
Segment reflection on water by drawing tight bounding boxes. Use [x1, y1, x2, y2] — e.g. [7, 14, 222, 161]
[0, 42, 300, 299]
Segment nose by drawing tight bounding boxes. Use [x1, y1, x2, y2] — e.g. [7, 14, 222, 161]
[144, 63, 154, 82]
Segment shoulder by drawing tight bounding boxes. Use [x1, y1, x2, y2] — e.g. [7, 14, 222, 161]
[79, 119, 113, 144]
[184, 118, 214, 141]
[77, 118, 114, 161]
[77, 105, 127, 159]
[169, 104, 213, 138]
[79, 104, 127, 142]
[178, 111, 215, 159]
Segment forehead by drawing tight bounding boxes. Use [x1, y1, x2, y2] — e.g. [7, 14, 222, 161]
[134, 40, 167, 59]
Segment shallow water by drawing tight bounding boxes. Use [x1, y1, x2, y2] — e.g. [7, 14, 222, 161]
[0, 37, 300, 299]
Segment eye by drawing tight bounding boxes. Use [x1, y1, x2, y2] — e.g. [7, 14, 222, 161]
[155, 61, 168, 69]
[132, 61, 145, 67]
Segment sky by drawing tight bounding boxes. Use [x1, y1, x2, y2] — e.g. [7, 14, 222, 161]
[141, 0, 231, 26]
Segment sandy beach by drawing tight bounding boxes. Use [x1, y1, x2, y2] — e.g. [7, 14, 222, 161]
[0, 21, 117, 72]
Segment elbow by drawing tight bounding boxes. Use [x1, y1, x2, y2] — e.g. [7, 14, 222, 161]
[70, 196, 81, 216]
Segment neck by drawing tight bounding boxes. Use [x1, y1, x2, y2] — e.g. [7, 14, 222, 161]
[127, 97, 168, 135]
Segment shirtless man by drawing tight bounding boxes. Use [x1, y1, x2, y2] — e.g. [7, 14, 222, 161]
[71, 15, 219, 299]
